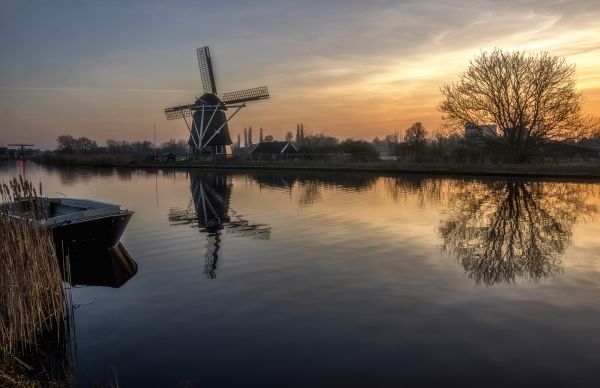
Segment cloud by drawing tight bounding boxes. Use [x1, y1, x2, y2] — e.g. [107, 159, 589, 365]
[1, 0, 600, 147]
[0, 87, 198, 93]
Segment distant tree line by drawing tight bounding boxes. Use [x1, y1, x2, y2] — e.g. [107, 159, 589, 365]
[299, 135, 378, 162]
[55, 135, 188, 156]
[232, 124, 380, 162]
[372, 119, 600, 163]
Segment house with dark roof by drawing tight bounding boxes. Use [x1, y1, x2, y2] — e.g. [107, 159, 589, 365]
[247, 141, 297, 158]
[464, 123, 497, 138]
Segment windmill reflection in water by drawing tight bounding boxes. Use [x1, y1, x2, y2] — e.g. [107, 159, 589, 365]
[168, 173, 271, 278]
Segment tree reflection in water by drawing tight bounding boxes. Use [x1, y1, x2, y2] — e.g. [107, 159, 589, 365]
[250, 171, 377, 208]
[383, 176, 444, 207]
[439, 180, 597, 285]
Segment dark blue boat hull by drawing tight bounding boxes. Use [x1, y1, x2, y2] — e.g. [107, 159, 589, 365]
[51, 211, 133, 254]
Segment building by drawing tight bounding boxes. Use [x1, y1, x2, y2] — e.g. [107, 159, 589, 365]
[464, 123, 497, 138]
[248, 141, 298, 157]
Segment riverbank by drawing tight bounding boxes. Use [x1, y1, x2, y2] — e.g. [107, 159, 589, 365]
[33, 154, 600, 180]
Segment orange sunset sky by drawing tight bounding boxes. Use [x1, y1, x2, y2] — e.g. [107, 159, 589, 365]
[1, 0, 599, 149]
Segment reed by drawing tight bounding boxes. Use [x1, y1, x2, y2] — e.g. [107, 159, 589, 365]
[0, 176, 73, 384]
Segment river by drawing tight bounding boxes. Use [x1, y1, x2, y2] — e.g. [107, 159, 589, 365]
[2, 161, 600, 387]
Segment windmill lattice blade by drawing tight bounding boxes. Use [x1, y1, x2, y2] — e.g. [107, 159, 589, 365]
[222, 86, 269, 104]
[164, 105, 193, 120]
[197, 47, 217, 95]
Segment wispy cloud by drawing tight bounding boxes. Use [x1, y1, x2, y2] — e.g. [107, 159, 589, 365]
[1, 86, 197, 93]
[1, 0, 600, 147]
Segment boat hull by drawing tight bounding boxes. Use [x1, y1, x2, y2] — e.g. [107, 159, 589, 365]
[51, 211, 134, 253]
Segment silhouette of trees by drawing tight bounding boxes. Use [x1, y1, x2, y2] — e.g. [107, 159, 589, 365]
[440, 49, 584, 163]
[158, 139, 188, 156]
[56, 135, 76, 153]
[295, 123, 305, 145]
[56, 135, 98, 154]
[296, 132, 379, 162]
[106, 139, 153, 155]
[439, 180, 597, 285]
[403, 122, 429, 161]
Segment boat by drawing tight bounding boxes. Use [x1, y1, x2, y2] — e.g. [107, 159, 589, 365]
[4, 197, 133, 252]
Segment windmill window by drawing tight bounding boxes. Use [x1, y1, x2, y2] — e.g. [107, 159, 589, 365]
[215, 145, 224, 154]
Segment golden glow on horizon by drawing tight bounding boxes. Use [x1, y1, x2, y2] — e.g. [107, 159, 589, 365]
[2, 2, 600, 147]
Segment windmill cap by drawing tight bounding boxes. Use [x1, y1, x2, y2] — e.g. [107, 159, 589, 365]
[196, 93, 222, 106]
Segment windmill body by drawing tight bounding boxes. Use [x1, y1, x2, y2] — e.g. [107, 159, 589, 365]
[188, 94, 231, 155]
[165, 47, 269, 158]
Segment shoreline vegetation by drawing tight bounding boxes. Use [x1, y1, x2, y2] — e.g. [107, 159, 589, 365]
[0, 177, 73, 386]
[32, 155, 600, 180]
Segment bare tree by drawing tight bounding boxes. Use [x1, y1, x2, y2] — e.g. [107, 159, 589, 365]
[56, 135, 76, 153]
[404, 122, 428, 161]
[440, 49, 583, 162]
[581, 115, 600, 139]
[75, 137, 98, 153]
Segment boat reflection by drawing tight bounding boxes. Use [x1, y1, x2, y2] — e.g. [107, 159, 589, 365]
[169, 172, 271, 279]
[62, 243, 138, 288]
[438, 180, 597, 285]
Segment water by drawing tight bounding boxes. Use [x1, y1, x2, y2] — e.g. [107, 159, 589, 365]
[2, 161, 600, 387]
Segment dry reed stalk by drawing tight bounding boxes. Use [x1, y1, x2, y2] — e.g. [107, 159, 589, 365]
[0, 176, 70, 364]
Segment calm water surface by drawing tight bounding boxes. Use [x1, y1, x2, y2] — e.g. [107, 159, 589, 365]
[3, 161, 600, 387]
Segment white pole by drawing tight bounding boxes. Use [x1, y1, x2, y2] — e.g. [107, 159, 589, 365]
[202, 104, 245, 148]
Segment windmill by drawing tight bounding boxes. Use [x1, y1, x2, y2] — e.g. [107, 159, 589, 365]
[164, 47, 270, 157]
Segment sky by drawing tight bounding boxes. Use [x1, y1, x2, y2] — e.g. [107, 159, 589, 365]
[1, 0, 600, 149]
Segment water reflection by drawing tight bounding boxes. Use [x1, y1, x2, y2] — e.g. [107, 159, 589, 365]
[250, 171, 378, 207]
[383, 175, 444, 207]
[63, 243, 138, 288]
[36, 165, 187, 185]
[439, 180, 597, 285]
[169, 172, 271, 278]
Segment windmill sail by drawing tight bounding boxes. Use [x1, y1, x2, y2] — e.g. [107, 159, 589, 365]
[164, 105, 194, 120]
[222, 86, 269, 105]
[197, 47, 217, 95]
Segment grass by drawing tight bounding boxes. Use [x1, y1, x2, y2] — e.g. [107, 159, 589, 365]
[38, 153, 134, 166]
[0, 176, 73, 386]
[35, 153, 600, 179]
